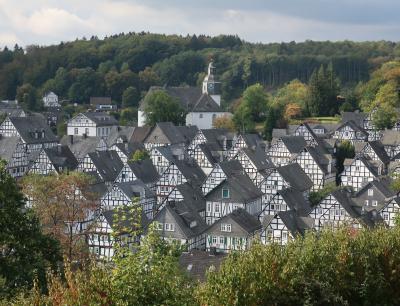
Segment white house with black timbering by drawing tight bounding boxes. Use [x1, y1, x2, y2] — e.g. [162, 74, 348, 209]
[187, 128, 234, 157]
[259, 187, 312, 219]
[205, 208, 261, 253]
[354, 140, 390, 175]
[78, 150, 124, 186]
[204, 170, 263, 225]
[379, 198, 400, 227]
[67, 112, 119, 138]
[149, 145, 186, 175]
[61, 135, 108, 162]
[28, 145, 78, 175]
[42, 91, 60, 108]
[156, 159, 206, 204]
[228, 133, 264, 159]
[294, 145, 336, 191]
[87, 206, 147, 260]
[233, 146, 272, 186]
[201, 159, 244, 196]
[294, 122, 321, 147]
[138, 62, 231, 129]
[259, 163, 313, 207]
[340, 156, 381, 191]
[333, 120, 369, 143]
[151, 200, 207, 250]
[267, 136, 307, 167]
[0, 115, 59, 153]
[341, 110, 382, 141]
[109, 142, 145, 164]
[115, 159, 159, 192]
[259, 210, 314, 245]
[100, 181, 156, 219]
[190, 143, 221, 176]
[0, 137, 29, 178]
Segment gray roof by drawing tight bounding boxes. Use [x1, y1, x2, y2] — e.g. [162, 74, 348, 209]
[341, 111, 367, 126]
[8, 115, 58, 144]
[175, 125, 199, 143]
[278, 210, 314, 237]
[179, 250, 226, 282]
[44, 145, 78, 171]
[82, 112, 118, 126]
[240, 133, 264, 149]
[277, 163, 313, 191]
[88, 150, 124, 182]
[306, 146, 334, 174]
[355, 177, 395, 200]
[106, 126, 135, 146]
[126, 159, 159, 184]
[278, 188, 312, 215]
[140, 86, 223, 113]
[116, 180, 155, 199]
[336, 120, 368, 136]
[226, 208, 262, 233]
[175, 183, 206, 213]
[272, 128, 288, 139]
[144, 122, 187, 145]
[60, 135, 103, 160]
[174, 159, 206, 187]
[367, 141, 390, 164]
[280, 136, 307, 153]
[113, 142, 145, 157]
[197, 143, 220, 164]
[130, 126, 152, 143]
[242, 146, 273, 172]
[219, 159, 245, 177]
[0, 136, 20, 162]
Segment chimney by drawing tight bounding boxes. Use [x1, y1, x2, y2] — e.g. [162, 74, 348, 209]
[69, 135, 74, 144]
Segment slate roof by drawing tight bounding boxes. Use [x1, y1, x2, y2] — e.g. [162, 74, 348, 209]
[0, 136, 20, 162]
[130, 126, 152, 143]
[336, 120, 369, 136]
[106, 126, 135, 146]
[280, 136, 307, 153]
[355, 177, 395, 200]
[113, 142, 145, 158]
[330, 189, 361, 218]
[240, 133, 264, 149]
[175, 125, 199, 143]
[306, 146, 335, 174]
[219, 159, 245, 177]
[174, 159, 207, 187]
[116, 180, 155, 199]
[140, 86, 223, 113]
[196, 143, 219, 164]
[179, 250, 226, 282]
[341, 111, 367, 126]
[277, 188, 312, 216]
[367, 141, 390, 164]
[82, 112, 118, 126]
[241, 146, 273, 172]
[278, 210, 314, 237]
[145, 122, 187, 145]
[272, 128, 288, 139]
[44, 145, 78, 171]
[125, 159, 159, 184]
[8, 115, 58, 144]
[60, 135, 103, 160]
[88, 150, 124, 182]
[175, 183, 206, 213]
[226, 208, 262, 233]
[277, 163, 313, 191]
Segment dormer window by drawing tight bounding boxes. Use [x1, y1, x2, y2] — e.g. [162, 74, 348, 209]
[190, 221, 197, 228]
[165, 223, 175, 231]
[222, 188, 230, 199]
[368, 189, 374, 196]
[220, 223, 231, 232]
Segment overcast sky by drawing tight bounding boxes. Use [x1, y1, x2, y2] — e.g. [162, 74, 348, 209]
[0, 0, 399, 48]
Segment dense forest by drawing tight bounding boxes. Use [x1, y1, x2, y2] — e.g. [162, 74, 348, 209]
[1, 33, 400, 110]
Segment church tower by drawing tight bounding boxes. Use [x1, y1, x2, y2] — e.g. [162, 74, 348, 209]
[202, 61, 222, 106]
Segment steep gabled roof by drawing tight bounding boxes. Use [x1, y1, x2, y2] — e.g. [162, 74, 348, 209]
[144, 122, 187, 145]
[174, 159, 206, 187]
[60, 135, 103, 160]
[381, 130, 400, 146]
[0, 136, 21, 162]
[44, 145, 78, 171]
[278, 188, 312, 216]
[191, 93, 222, 112]
[219, 159, 245, 177]
[341, 111, 367, 126]
[277, 163, 313, 191]
[82, 112, 118, 126]
[368, 141, 391, 164]
[9, 115, 58, 144]
[336, 120, 369, 136]
[116, 180, 155, 199]
[241, 146, 273, 172]
[126, 159, 159, 184]
[280, 136, 307, 153]
[278, 210, 314, 237]
[227, 208, 261, 233]
[88, 150, 124, 182]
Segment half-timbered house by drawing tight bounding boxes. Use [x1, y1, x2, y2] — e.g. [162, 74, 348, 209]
[354, 140, 390, 174]
[191, 143, 220, 176]
[267, 136, 307, 166]
[67, 112, 119, 137]
[115, 159, 159, 191]
[205, 208, 261, 253]
[29, 145, 78, 175]
[205, 171, 263, 225]
[379, 198, 400, 227]
[333, 120, 369, 143]
[228, 133, 264, 159]
[381, 130, 400, 158]
[259, 210, 314, 245]
[340, 156, 381, 191]
[109, 142, 145, 163]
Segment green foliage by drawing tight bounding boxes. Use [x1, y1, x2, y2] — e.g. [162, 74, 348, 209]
[0, 160, 61, 297]
[143, 90, 186, 126]
[273, 79, 309, 115]
[16, 83, 39, 111]
[263, 106, 278, 141]
[240, 83, 269, 122]
[129, 149, 150, 162]
[122, 86, 141, 108]
[119, 107, 137, 125]
[232, 102, 255, 133]
[309, 183, 340, 206]
[335, 140, 355, 177]
[372, 104, 399, 130]
[197, 226, 400, 306]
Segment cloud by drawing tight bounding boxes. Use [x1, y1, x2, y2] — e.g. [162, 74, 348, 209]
[0, 0, 399, 48]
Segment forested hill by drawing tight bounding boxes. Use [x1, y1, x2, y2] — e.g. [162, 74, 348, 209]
[0, 33, 399, 107]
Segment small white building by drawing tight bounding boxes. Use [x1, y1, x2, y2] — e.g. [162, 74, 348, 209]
[42, 92, 60, 108]
[67, 112, 119, 138]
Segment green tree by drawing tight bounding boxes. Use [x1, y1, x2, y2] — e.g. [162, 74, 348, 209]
[273, 79, 308, 116]
[232, 103, 255, 133]
[372, 104, 399, 130]
[122, 86, 141, 108]
[143, 90, 185, 126]
[263, 106, 278, 141]
[241, 83, 268, 122]
[0, 160, 60, 297]
[130, 149, 150, 162]
[16, 83, 38, 111]
[335, 140, 355, 178]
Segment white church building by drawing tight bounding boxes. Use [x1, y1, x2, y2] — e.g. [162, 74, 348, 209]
[138, 62, 231, 129]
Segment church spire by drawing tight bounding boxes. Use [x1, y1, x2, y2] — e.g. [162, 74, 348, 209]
[202, 61, 221, 105]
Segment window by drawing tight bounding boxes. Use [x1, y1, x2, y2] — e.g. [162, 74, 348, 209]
[220, 223, 232, 232]
[384, 214, 389, 221]
[219, 237, 224, 244]
[372, 200, 378, 206]
[368, 189, 374, 196]
[165, 223, 175, 231]
[207, 203, 211, 212]
[212, 236, 217, 244]
[74, 128, 78, 135]
[318, 208, 322, 215]
[347, 176, 352, 182]
[282, 232, 288, 239]
[210, 178, 215, 184]
[222, 188, 230, 199]
[199, 113, 203, 119]
[215, 203, 220, 213]
[365, 200, 369, 206]
[355, 166, 360, 171]
[157, 156, 162, 162]
[85, 128, 89, 135]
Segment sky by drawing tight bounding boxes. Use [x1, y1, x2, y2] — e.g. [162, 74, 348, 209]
[0, 0, 399, 48]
